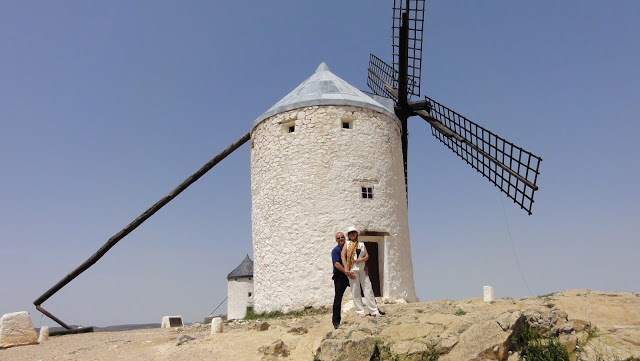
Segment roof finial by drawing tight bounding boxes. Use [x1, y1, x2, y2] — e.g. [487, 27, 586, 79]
[316, 62, 330, 73]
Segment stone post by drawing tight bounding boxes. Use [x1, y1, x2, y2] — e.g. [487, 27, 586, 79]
[210, 317, 223, 334]
[38, 326, 49, 343]
[483, 286, 495, 302]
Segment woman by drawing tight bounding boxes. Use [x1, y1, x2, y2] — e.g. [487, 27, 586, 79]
[341, 226, 383, 317]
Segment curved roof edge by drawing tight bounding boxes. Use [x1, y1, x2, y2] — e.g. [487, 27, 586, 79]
[251, 62, 399, 132]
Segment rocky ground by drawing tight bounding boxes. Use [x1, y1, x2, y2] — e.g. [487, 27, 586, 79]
[1, 289, 639, 361]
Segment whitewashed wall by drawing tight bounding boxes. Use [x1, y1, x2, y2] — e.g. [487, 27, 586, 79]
[250, 105, 417, 313]
[227, 277, 254, 320]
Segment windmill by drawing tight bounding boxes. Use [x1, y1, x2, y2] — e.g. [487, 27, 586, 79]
[368, 0, 542, 214]
[33, 0, 541, 331]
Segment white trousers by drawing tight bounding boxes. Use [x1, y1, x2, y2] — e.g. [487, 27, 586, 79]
[348, 268, 379, 315]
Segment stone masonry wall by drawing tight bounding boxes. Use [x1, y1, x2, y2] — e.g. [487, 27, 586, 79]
[250, 105, 417, 313]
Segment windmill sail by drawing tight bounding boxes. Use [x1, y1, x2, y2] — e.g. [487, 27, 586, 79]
[393, 0, 424, 98]
[367, 54, 398, 102]
[368, 0, 542, 214]
[366, 54, 542, 214]
[420, 96, 542, 215]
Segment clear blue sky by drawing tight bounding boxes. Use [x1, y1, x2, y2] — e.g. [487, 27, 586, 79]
[1, 1, 638, 328]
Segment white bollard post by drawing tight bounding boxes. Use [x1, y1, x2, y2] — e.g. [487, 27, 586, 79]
[210, 317, 223, 334]
[38, 326, 49, 343]
[483, 286, 495, 302]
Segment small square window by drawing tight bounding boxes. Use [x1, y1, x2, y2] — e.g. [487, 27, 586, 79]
[341, 118, 353, 129]
[361, 186, 373, 199]
[248, 292, 252, 297]
[282, 120, 296, 134]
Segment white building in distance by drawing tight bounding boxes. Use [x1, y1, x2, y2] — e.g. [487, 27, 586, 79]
[226, 255, 254, 320]
[249, 63, 417, 314]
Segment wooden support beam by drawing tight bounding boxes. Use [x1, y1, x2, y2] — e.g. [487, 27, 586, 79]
[360, 231, 390, 237]
[34, 132, 251, 327]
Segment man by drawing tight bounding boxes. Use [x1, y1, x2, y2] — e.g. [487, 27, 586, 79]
[331, 231, 354, 329]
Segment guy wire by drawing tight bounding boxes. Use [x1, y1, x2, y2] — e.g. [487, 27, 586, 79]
[501, 196, 533, 296]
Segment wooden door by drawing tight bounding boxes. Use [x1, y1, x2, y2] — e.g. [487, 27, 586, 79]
[364, 241, 380, 297]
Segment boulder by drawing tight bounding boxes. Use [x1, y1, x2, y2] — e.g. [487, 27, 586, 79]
[440, 321, 511, 361]
[390, 339, 436, 360]
[437, 333, 460, 354]
[497, 311, 523, 331]
[554, 320, 576, 335]
[558, 332, 578, 352]
[287, 327, 307, 335]
[523, 309, 546, 333]
[315, 336, 377, 361]
[255, 322, 270, 331]
[0, 311, 38, 349]
[548, 309, 569, 334]
[571, 319, 590, 332]
[176, 334, 196, 346]
[260, 339, 289, 360]
[549, 309, 569, 324]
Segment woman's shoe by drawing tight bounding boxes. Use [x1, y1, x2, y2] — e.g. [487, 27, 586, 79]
[357, 313, 366, 318]
[372, 313, 384, 318]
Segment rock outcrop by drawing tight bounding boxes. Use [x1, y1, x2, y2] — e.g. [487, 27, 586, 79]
[311, 290, 639, 361]
[1, 290, 638, 361]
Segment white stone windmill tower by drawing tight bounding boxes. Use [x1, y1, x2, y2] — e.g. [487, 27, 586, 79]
[33, 0, 541, 331]
[226, 255, 254, 320]
[250, 62, 418, 313]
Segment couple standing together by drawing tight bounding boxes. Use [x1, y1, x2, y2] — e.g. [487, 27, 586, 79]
[331, 226, 384, 329]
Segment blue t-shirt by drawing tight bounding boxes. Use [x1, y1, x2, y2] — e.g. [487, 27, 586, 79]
[331, 245, 343, 274]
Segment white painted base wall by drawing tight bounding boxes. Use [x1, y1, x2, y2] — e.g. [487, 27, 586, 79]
[227, 277, 254, 320]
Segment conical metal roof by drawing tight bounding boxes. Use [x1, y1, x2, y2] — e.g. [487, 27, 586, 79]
[227, 254, 253, 279]
[251, 62, 398, 131]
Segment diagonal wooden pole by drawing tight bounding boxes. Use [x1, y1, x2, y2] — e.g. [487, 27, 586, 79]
[34, 132, 251, 328]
